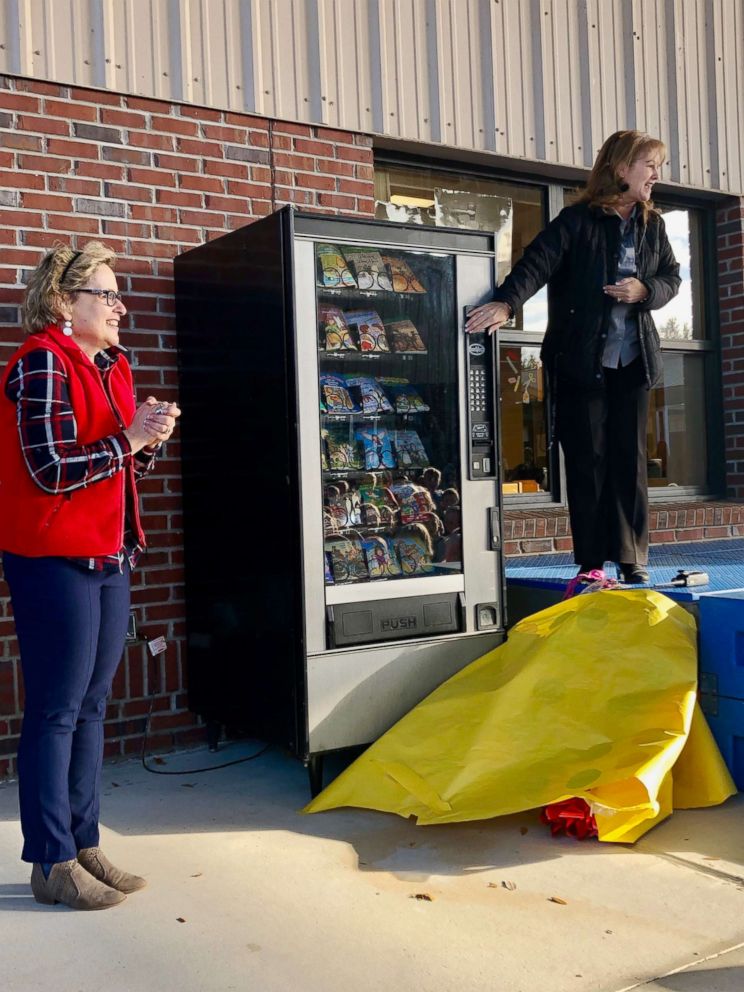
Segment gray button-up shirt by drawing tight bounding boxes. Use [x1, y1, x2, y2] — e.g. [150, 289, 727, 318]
[602, 210, 641, 368]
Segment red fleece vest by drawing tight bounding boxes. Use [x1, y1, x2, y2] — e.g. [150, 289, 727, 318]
[0, 326, 144, 557]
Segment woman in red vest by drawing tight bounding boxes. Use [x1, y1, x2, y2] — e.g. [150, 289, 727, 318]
[0, 242, 180, 910]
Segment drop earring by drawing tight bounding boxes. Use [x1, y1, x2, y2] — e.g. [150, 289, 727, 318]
[62, 318, 73, 337]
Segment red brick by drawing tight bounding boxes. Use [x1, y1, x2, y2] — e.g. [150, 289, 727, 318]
[46, 214, 102, 234]
[0, 170, 46, 189]
[337, 177, 374, 196]
[106, 183, 153, 202]
[317, 192, 356, 210]
[155, 225, 202, 243]
[204, 194, 251, 213]
[101, 108, 148, 128]
[17, 79, 65, 97]
[18, 115, 71, 136]
[17, 153, 73, 174]
[130, 204, 177, 222]
[315, 126, 356, 144]
[177, 209, 225, 226]
[43, 99, 98, 121]
[204, 159, 248, 179]
[156, 189, 202, 207]
[154, 153, 200, 173]
[128, 167, 178, 187]
[75, 161, 125, 180]
[102, 220, 152, 238]
[0, 209, 43, 228]
[180, 173, 223, 193]
[272, 121, 313, 137]
[225, 112, 270, 129]
[0, 133, 43, 152]
[128, 131, 175, 151]
[177, 104, 223, 122]
[47, 138, 101, 158]
[296, 173, 335, 191]
[126, 95, 176, 114]
[201, 124, 248, 142]
[293, 138, 335, 156]
[22, 192, 74, 211]
[335, 144, 373, 163]
[70, 87, 122, 106]
[273, 152, 316, 171]
[149, 115, 200, 136]
[0, 93, 41, 112]
[225, 180, 270, 198]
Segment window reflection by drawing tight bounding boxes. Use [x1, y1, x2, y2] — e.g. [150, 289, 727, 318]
[500, 347, 549, 494]
[655, 208, 704, 341]
[647, 355, 707, 487]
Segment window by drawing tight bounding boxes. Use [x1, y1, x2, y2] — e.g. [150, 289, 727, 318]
[376, 163, 718, 502]
[375, 163, 550, 498]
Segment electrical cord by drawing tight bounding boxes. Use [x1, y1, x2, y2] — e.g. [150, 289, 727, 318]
[140, 692, 271, 775]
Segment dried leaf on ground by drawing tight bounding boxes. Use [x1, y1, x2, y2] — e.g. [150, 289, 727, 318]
[502, 880, 517, 891]
[190, 873, 202, 878]
[548, 896, 567, 905]
[176, 917, 187, 923]
[181, 783, 196, 788]
[409, 893, 433, 901]
[487, 882, 498, 888]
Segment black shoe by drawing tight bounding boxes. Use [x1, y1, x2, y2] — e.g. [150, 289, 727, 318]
[620, 563, 649, 584]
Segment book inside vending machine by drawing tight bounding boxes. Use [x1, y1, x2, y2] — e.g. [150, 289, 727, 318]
[175, 208, 506, 792]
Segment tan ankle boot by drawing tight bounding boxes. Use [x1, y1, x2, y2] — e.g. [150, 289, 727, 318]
[31, 860, 126, 910]
[77, 847, 147, 894]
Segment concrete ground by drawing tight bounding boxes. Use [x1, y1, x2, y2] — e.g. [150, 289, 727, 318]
[1, 743, 742, 992]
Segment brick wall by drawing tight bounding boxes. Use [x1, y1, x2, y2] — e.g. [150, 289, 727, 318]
[0, 74, 375, 778]
[717, 201, 744, 499]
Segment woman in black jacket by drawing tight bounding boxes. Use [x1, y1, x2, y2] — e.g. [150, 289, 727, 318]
[467, 130, 681, 583]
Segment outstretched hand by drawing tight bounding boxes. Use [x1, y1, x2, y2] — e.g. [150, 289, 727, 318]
[464, 301, 511, 335]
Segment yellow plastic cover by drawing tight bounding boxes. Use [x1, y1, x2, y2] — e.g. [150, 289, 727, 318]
[305, 590, 736, 842]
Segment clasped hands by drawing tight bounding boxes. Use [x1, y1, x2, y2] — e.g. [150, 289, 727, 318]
[125, 396, 182, 453]
[602, 277, 648, 304]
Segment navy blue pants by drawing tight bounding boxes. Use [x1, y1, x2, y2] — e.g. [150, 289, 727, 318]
[3, 553, 130, 863]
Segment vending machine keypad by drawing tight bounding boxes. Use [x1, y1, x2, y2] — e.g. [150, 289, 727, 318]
[466, 330, 496, 479]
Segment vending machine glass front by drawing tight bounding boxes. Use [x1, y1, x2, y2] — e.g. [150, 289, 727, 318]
[316, 244, 462, 591]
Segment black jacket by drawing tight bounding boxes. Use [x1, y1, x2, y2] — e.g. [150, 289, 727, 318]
[492, 202, 681, 389]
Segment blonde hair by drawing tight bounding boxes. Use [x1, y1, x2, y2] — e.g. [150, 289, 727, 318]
[578, 130, 666, 221]
[23, 240, 117, 334]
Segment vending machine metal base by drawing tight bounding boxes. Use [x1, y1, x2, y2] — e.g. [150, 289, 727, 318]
[175, 208, 506, 793]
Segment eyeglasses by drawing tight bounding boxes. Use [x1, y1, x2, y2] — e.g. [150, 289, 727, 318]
[76, 288, 123, 307]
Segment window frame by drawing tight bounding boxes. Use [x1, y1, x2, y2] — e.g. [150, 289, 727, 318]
[373, 153, 726, 505]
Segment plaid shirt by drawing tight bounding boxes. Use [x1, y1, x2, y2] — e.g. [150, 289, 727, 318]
[5, 347, 156, 571]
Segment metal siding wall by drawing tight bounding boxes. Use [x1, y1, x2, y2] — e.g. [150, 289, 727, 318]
[0, 0, 741, 194]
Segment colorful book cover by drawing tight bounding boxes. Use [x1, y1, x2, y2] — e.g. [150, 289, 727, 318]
[325, 537, 369, 583]
[362, 536, 402, 579]
[360, 486, 399, 526]
[385, 318, 427, 353]
[324, 552, 334, 585]
[319, 304, 356, 351]
[324, 423, 363, 470]
[343, 375, 393, 415]
[393, 430, 429, 468]
[376, 377, 429, 413]
[393, 530, 434, 575]
[344, 247, 393, 292]
[320, 373, 360, 414]
[355, 427, 396, 471]
[326, 492, 362, 528]
[344, 310, 390, 353]
[381, 255, 427, 293]
[316, 243, 357, 288]
[391, 483, 435, 524]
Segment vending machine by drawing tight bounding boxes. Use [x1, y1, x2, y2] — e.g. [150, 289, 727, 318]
[174, 207, 506, 791]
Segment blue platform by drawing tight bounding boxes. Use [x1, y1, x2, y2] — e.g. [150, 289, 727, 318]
[506, 537, 744, 604]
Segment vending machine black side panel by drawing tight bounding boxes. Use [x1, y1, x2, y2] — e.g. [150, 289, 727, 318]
[175, 208, 306, 751]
